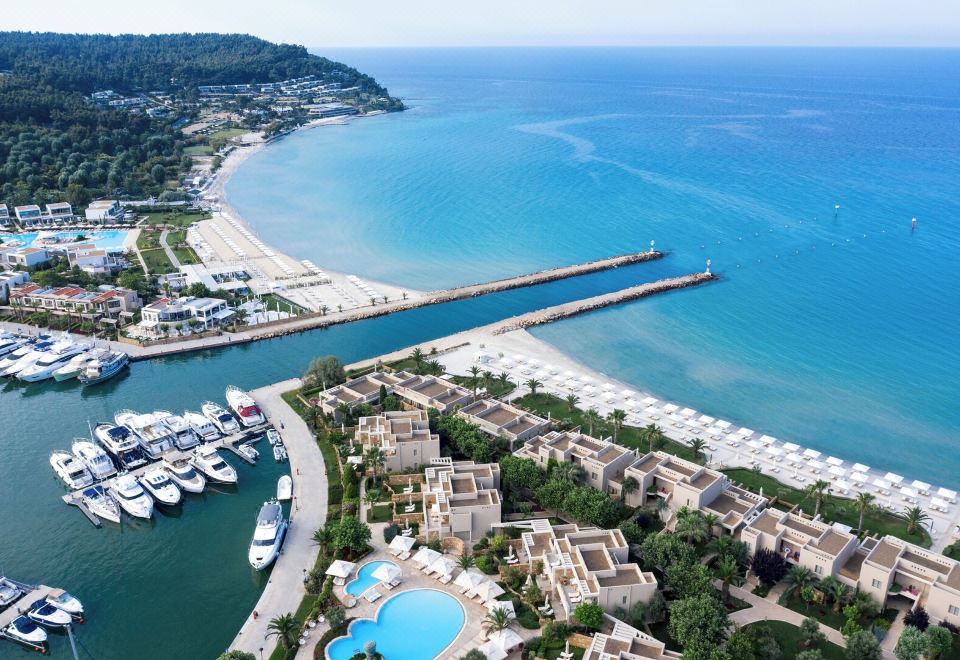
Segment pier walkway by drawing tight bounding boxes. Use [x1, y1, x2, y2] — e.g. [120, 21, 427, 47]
[230, 378, 328, 656]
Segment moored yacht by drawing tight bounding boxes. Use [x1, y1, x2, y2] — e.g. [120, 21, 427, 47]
[78, 350, 128, 385]
[94, 423, 148, 470]
[110, 474, 154, 519]
[225, 385, 266, 427]
[0, 340, 54, 377]
[0, 334, 29, 358]
[162, 457, 206, 493]
[44, 589, 84, 621]
[71, 440, 118, 480]
[79, 485, 120, 524]
[156, 410, 199, 450]
[18, 341, 89, 381]
[52, 349, 104, 381]
[0, 577, 22, 607]
[139, 468, 181, 506]
[49, 450, 94, 490]
[190, 445, 237, 484]
[26, 598, 72, 628]
[115, 409, 176, 459]
[2, 615, 47, 649]
[184, 410, 220, 442]
[202, 401, 239, 435]
[248, 499, 287, 570]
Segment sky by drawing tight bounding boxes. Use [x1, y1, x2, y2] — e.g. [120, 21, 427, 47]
[3, 0, 958, 48]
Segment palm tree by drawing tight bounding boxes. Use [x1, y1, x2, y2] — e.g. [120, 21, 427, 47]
[468, 365, 482, 395]
[805, 479, 831, 517]
[819, 576, 848, 612]
[716, 555, 742, 604]
[482, 606, 512, 636]
[655, 497, 669, 522]
[524, 378, 542, 395]
[266, 613, 300, 652]
[457, 554, 475, 571]
[783, 565, 816, 599]
[364, 446, 386, 487]
[497, 371, 511, 387]
[675, 508, 709, 546]
[855, 492, 876, 532]
[583, 407, 601, 436]
[369, 296, 376, 306]
[551, 461, 585, 485]
[688, 438, 708, 461]
[621, 476, 639, 503]
[411, 347, 424, 366]
[606, 408, 626, 443]
[312, 525, 331, 552]
[565, 393, 580, 412]
[902, 506, 931, 535]
[364, 489, 381, 507]
[319, 304, 329, 316]
[639, 424, 665, 453]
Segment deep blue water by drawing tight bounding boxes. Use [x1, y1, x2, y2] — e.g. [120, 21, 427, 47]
[229, 47, 960, 486]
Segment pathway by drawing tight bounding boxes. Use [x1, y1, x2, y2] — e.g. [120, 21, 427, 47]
[127, 227, 150, 275]
[159, 229, 183, 270]
[230, 378, 328, 656]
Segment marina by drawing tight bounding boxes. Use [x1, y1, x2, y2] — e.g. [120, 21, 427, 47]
[0, 577, 84, 655]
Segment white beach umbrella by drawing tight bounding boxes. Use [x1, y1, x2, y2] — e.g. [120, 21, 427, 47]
[621, 389, 636, 397]
[782, 442, 800, 452]
[851, 463, 870, 473]
[716, 420, 732, 430]
[834, 480, 852, 492]
[765, 447, 783, 457]
[698, 415, 716, 425]
[826, 456, 844, 467]
[828, 465, 847, 478]
[680, 407, 697, 417]
[427, 556, 458, 578]
[851, 471, 869, 484]
[932, 497, 950, 509]
[900, 486, 919, 499]
[938, 487, 958, 501]
[642, 397, 658, 406]
[602, 383, 616, 391]
[663, 403, 679, 413]
[474, 580, 506, 603]
[486, 600, 516, 620]
[759, 435, 777, 445]
[911, 480, 932, 493]
[580, 375, 594, 384]
[883, 472, 904, 485]
[803, 448, 822, 459]
[388, 535, 416, 554]
[737, 427, 755, 437]
[874, 478, 893, 490]
[747, 439, 763, 450]
[454, 568, 488, 591]
[584, 385, 596, 396]
[412, 547, 442, 568]
[325, 560, 357, 579]
[807, 460, 824, 471]
[371, 563, 402, 583]
[563, 370, 576, 378]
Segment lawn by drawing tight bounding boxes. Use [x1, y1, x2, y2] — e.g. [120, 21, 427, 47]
[136, 230, 161, 250]
[514, 393, 700, 462]
[164, 230, 200, 265]
[209, 127, 247, 141]
[139, 248, 175, 274]
[745, 621, 846, 660]
[537, 640, 585, 660]
[183, 145, 214, 156]
[780, 594, 849, 631]
[261, 293, 308, 315]
[367, 504, 393, 523]
[140, 211, 211, 227]
[722, 468, 931, 547]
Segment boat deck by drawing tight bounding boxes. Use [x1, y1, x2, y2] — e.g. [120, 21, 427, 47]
[0, 582, 55, 629]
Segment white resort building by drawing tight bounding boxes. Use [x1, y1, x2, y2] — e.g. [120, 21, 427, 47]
[420, 460, 502, 544]
[354, 409, 440, 473]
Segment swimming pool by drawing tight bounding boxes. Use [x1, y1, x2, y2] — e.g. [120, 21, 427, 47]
[326, 589, 465, 660]
[344, 560, 397, 597]
[0, 230, 128, 252]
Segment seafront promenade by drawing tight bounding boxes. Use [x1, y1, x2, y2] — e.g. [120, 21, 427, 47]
[230, 378, 328, 657]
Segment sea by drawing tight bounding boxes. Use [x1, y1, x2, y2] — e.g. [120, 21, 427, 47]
[0, 48, 958, 658]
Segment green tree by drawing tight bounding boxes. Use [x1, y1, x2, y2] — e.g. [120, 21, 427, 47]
[303, 355, 346, 389]
[460, 651, 487, 660]
[925, 625, 953, 660]
[716, 555, 743, 604]
[457, 553, 475, 571]
[855, 492, 876, 532]
[674, 507, 710, 545]
[639, 423, 665, 452]
[805, 479, 832, 517]
[820, 575, 849, 612]
[783, 565, 817, 599]
[621, 475, 639, 502]
[565, 393, 580, 412]
[797, 651, 825, 660]
[524, 378, 542, 395]
[583, 407, 601, 436]
[550, 460, 585, 485]
[312, 525, 332, 553]
[800, 617, 826, 648]
[326, 605, 346, 629]
[573, 602, 604, 630]
[328, 516, 371, 553]
[217, 652, 256, 660]
[669, 594, 730, 651]
[364, 446, 386, 486]
[641, 532, 697, 570]
[498, 455, 546, 496]
[845, 630, 882, 660]
[265, 612, 299, 652]
[895, 626, 928, 660]
[482, 606, 512, 635]
[901, 506, 931, 536]
[666, 561, 714, 599]
[689, 437, 708, 461]
[606, 408, 626, 442]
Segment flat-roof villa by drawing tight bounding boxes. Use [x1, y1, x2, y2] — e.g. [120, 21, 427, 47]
[8, 282, 141, 319]
[0, 204, 10, 225]
[84, 200, 124, 223]
[456, 399, 550, 448]
[136, 296, 234, 337]
[584, 618, 682, 660]
[0, 245, 50, 268]
[14, 204, 43, 226]
[66, 243, 128, 275]
[10, 203, 75, 226]
[516, 519, 659, 621]
[354, 410, 439, 472]
[514, 430, 639, 495]
[421, 460, 502, 543]
[316, 370, 474, 419]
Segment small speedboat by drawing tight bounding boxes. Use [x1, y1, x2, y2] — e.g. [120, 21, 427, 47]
[191, 445, 237, 484]
[110, 474, 154, 519]
[2, 615, 47, 649]
[226, 385, 266, 427]
[266, 428, 281, 445]
[248, 500, 287, 570]
[72, 440, 118, 480]
[273, 444, 287, 463]
[80, 485, 120, 524]
[44, 589, 83, 621]
[238, 443, 259, 462]
[184, 410, 220, 442]
[139, 468, 181, 506]
[49, 450, 94, 490]
[0, 577, 22, 607]
[277, 475, 292, 501]
[27, 598, 72, 628]
[162, 457, 206, 494]
[202, 401, 239, 435]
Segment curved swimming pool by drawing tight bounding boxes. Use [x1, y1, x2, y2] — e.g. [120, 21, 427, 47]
[326, 589, 465, 660]
[345, 560, 397, 597]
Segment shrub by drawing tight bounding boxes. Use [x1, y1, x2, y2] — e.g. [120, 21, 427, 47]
[574, 602, 604, 630]
[904, 607, 930, 631]
[938, 621, 959, 634]
[751, 548, 789, 586]
[383, 524, 400, 544]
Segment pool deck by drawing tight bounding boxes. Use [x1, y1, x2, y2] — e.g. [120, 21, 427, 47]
[229, 378, 328, 657]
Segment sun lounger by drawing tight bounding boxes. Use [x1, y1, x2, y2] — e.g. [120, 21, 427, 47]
[401, 529, 413, 537]
[363, 588, 383, 603]
[333, 577, 346, 586]
[542, 608, 554, 616]
[505, 556, 519, 565]
[438, 574, 453, 584]
[537, 604, 551, 613]
[397, 551, 411, 560]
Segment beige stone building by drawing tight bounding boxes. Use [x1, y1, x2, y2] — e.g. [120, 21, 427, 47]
[514, 430, 639, 494]
[584, 618, 682, 660]
[741, 509, 859, 579]
[316, 370, 473, 420]
[354, 410, 439, 473]
[421, 460, 502, 543]
[456, 399, 549, 448]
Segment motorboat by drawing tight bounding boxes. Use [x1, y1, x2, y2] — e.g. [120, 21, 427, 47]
[110, 474, 154, 519]
[79, 485, 120, 524]
[0, 340, 53, 377]
[78, 350, 128, 385]
[273, 444, 287, 463]
[2, 615, 47, 649]
[156, 410, 200, 450]
[44, 589, 83, 621]
[115, 409, 176, 459]
[71, 440, 118, 480]
[225, 385, 266, 427]
[18, 341, 90, 381]
[202, 401, 239, 435]
[238, 443, 259, 462]
[184, 410, 220, 442]
[0, 334, 29, 358]
[0, 337, 50, 371]
[190, 445, 237, 484]
[94, 423, 148, 470]
[139, 468, 181, 506]
[0, 577, 22, 607]
[26, 598, 72, 628]
[277, 475, 292, 501]
[52, 349, 104, 381]
[162, 457, 206, 493]
[266, 428, 281, 445]
[248, 500, 287, 570]
[49, 450, 94, 490]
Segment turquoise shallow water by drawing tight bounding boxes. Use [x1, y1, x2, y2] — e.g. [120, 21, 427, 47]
[229, 47, 960, 487]
[345, 560, 396, 597]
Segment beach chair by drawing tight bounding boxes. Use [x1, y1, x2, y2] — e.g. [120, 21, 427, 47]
[333, 577, 346, 586]
[398, 551, 411, 560]
[363, 588, 383, 603]
[438, 574, 453, 585]
[401, 528, 413, 537]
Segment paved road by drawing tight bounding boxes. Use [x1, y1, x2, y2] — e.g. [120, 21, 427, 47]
[159, 229, 183, 270]
[230, 378, 328, 656]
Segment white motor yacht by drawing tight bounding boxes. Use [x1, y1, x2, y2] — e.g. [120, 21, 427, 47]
[184, 410, 220, 442]
[110, 474, 154, 519]
[202, 401, 239, 435]
[71, 440, 118, 480]
[94, 422, 148, 470]
[238, 443, 259, 462]
[190, 445, 237, 484]
[44, 589, 84, 621]
[52, 349, 104, 381]
[19, 341, 90, 381]
[139, 468, 181, 506]
[0, 577, 22, 607]
[0, 334, 29, 358]
[115, 409, 176, 459]
[225, 385, 266, 427]
[1, 341, 53, 377]
[156, 410, 200, 450]
[248, 500, 287, 570]
[2, 615, 47, 649]
[80, 485, 120, 524]
[266, 428, 281, 445]
[49, 450, 94, 490]
[162, 456, 206, 493]
[27, 598, 72, 628]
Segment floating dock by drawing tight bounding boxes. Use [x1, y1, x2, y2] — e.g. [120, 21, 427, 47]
[0, 580, 58, 652]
